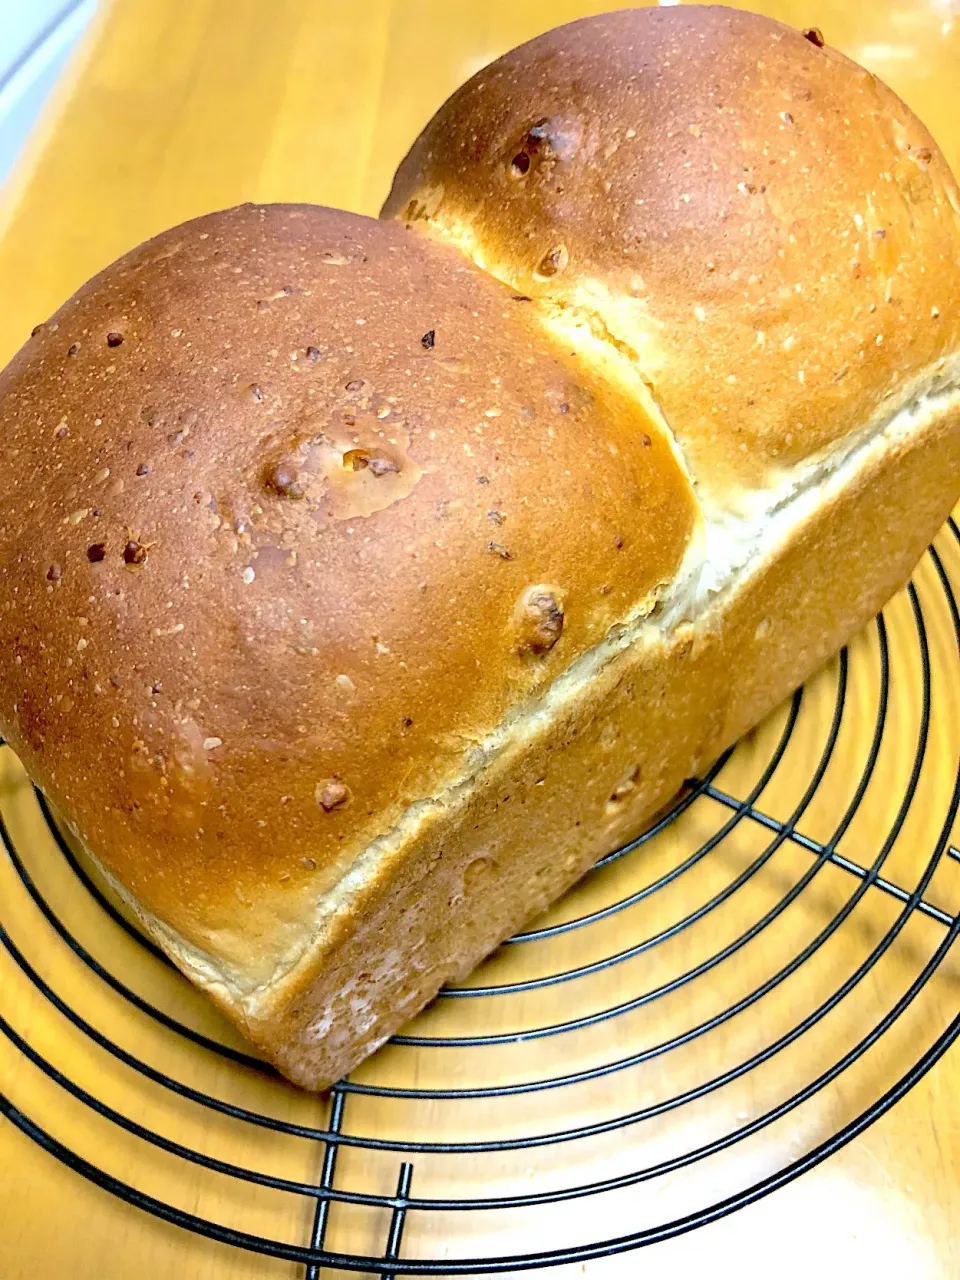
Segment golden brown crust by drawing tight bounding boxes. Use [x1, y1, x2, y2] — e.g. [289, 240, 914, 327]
[383, 5, 960, 501]
[0, 203, 694, 982]
[0, 7, 959, 1091]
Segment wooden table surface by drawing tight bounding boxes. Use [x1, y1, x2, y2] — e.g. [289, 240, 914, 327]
[1, 1, 960, 1277]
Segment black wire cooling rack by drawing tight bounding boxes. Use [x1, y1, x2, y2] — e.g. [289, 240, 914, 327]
[3, 521, 960, 1276]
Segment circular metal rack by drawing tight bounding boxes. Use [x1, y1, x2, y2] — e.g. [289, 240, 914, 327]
[3, 521, 960, 1275]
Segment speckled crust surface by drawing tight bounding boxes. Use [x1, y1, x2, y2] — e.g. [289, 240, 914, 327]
[0, 6, 958, 1089]
[0, 204, 694, 986]
[384, 5, 960, 505]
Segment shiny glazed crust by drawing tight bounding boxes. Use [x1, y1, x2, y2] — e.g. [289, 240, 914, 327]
[0, 6, 958, 1088]
[0, 206, 694, 987]
[383, 4, 960, 507]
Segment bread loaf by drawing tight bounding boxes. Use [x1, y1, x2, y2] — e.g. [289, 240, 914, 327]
[0, 6, 958, 1089]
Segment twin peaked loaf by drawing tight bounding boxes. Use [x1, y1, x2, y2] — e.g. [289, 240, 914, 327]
[0, 6, 958, 1087]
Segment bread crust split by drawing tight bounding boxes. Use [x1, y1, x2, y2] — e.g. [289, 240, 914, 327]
[0, 5, 958, 1088]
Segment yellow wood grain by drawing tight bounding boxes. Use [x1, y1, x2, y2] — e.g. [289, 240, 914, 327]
[1, 2, 959, 1277]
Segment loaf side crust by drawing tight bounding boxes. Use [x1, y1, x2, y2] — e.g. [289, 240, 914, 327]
[91, 373, 960, 1086]
[248, 379, 960, 1087]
